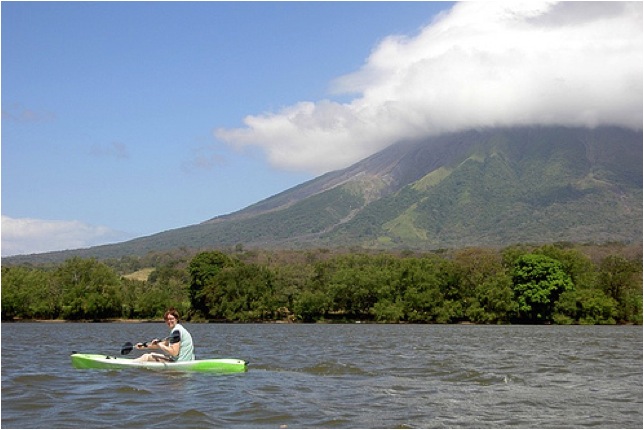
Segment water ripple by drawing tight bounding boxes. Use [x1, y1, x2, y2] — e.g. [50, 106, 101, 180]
[2, 324, 641, 428]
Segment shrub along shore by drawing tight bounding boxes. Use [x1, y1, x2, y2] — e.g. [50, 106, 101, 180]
[2, 243, 641, 325]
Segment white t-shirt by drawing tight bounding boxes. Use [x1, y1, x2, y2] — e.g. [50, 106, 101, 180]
[170, 323, 195, 361]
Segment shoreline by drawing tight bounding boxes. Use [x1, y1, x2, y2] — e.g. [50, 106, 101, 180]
[2, 318, 163, 323]
[3, 318, 639, 326]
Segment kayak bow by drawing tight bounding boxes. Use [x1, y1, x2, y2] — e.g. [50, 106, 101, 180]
[70, 353, 247, 373]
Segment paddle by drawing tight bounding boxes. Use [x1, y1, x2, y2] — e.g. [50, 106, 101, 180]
[121, 332, 181, 355]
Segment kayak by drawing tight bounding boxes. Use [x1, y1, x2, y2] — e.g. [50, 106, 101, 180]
[71, 353, 247, 373]
[70, 353, 247, 373]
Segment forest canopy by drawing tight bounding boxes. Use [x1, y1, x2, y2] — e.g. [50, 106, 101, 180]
[2, 243, 641, 325]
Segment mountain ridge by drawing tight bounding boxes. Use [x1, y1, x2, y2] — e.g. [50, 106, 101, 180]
[4, 126, 642, 264]
[204, 128, 484, 226]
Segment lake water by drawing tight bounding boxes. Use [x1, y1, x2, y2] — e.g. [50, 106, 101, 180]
[1, 323, 642, 428]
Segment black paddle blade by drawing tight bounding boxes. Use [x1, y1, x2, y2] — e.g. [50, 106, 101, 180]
[121, 342, 134, 355]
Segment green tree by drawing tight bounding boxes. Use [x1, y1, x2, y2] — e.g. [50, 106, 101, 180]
[466, 274, 517, 324]
[435, 258, 465, 322]
[272, 263, 314, 319]
[55, 257, 122, 320]
[145, 264, 191, 318]
[293, 289, 330, 322]
[372, 299, 405, 322]
[598, 255, 642, 323]
[454, 248, 516, 323]
[537, 244, 597, 290]
[204, 263, 277, 321]
[511, 253, 573, 323]
[188, 251, 232, 317]
[325, 256, 379, 319]
[120, 278, 143, 319]
[554, 289, 617, 324]
[402, 258, 445, 323]
[1, 267, 54, 319]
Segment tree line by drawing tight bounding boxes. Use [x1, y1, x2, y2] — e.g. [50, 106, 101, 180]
[2, 244, 641, 324]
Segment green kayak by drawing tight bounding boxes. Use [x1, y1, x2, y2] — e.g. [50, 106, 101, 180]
[70, 353, 248, 373]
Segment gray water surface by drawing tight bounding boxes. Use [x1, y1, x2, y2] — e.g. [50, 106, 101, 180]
[1, 323, 642, 428]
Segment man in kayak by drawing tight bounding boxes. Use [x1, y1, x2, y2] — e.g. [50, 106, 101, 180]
[134, 308, 195, 362]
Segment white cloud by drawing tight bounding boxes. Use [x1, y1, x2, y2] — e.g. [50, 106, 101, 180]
[89, 142, 129, 159]
[1, 215, 133, 257]
[1, 103, 57, 123]
[216, 1, 642, 174]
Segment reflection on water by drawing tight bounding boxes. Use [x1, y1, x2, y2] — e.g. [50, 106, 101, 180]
[2, 323, 642, 428]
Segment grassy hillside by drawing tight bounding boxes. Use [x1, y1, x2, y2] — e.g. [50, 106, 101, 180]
[324, 127, 642, 248]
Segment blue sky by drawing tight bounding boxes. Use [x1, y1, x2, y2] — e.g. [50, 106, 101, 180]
[2, 1, 641, 256]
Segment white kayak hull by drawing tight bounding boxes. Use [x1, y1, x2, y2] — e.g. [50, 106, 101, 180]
[71, 353, 247, 373]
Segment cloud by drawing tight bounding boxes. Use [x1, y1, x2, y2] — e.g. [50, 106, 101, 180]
[89, 142, 129, 159]
[2, 103, 57, 123]
[216, 1, 642, 174]
[182, 146, 227, 173]
[1, 215, 133, 257]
